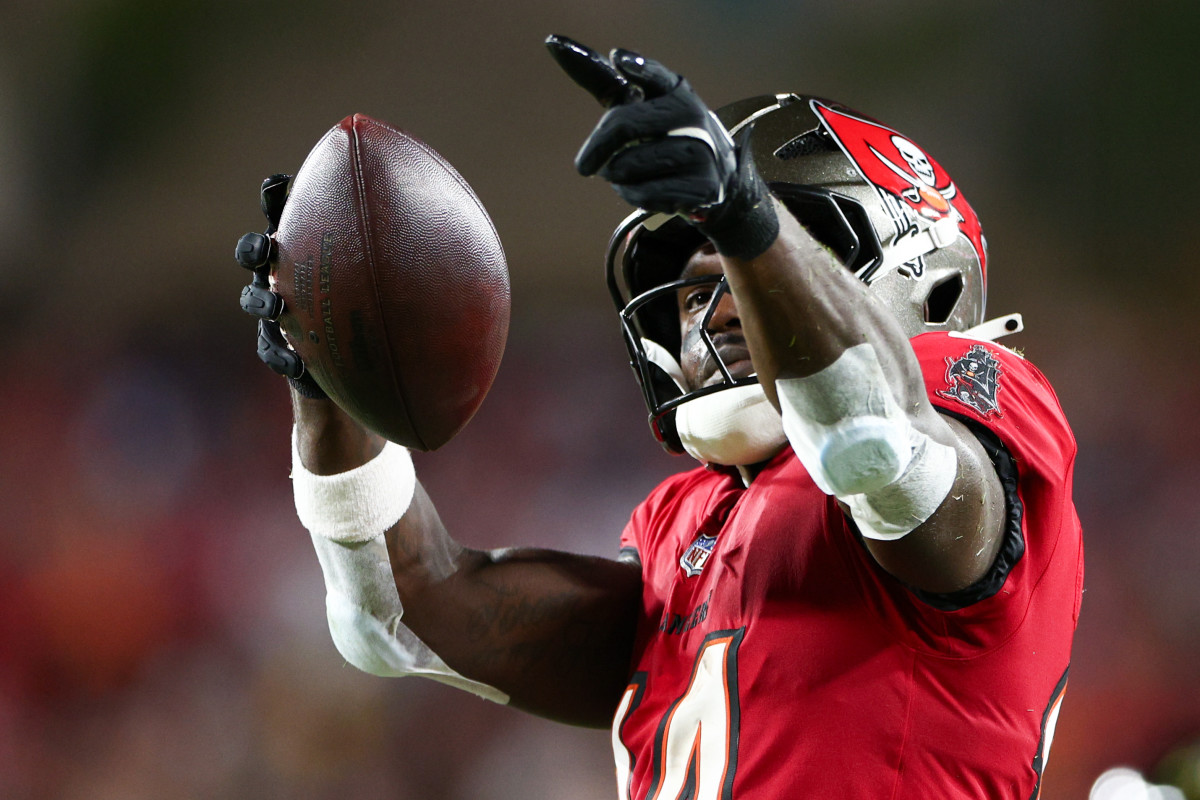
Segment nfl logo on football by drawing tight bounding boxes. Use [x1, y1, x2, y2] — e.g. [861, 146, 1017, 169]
[680, 534, 718, 577]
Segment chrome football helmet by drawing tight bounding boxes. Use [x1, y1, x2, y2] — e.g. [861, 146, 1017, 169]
[606, 93, 989, 453]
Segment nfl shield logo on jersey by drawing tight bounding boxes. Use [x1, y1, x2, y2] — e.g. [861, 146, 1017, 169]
[680, 534, 718, 577]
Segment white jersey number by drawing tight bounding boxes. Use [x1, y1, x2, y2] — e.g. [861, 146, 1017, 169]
[613, 628, 744, 800]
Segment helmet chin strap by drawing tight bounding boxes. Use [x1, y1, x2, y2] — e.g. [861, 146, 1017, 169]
[643, 337, 786, 467]
[676, 384, 787, 467]
[642, 338, 688, 392]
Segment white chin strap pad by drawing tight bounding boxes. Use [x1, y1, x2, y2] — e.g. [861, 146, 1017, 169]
[644, 336, 788, 467]
[775, 344, 957, 540]
[676, 383, 787, 467]
[292, 429, 508, 703]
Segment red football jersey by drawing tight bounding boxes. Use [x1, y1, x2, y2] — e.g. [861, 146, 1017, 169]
[614, 332, 1083, 799]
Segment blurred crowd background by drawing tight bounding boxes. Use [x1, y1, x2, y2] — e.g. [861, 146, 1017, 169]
[1, 1, 1198, 798]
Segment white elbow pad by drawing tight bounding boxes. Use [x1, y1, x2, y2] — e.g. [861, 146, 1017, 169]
[292, 429, 508, 703]
[775, 343, 957, 540]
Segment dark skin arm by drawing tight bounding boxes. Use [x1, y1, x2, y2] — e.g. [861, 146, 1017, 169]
[292, 392, 642, 728]
[694, 204, 1006, 593]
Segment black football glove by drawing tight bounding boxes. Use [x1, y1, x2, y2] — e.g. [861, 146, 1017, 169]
[546, 35, 779, 261]
[234, 174, 327, 399]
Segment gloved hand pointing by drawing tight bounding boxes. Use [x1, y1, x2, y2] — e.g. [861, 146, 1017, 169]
[547, 35, 779, 260]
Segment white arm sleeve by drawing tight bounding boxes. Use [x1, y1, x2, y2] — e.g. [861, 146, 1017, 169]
[292, 428, 509, 703]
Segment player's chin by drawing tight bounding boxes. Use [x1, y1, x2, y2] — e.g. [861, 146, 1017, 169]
[701, 358, 755, 387]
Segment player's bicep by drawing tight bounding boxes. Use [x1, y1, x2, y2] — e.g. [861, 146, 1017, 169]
[425, 549, 643, 727]
[389, 487, 644, 727]
[859, 415, 1007, 595]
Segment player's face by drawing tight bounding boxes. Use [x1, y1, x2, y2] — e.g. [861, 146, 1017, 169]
[677, 244, 753, 390]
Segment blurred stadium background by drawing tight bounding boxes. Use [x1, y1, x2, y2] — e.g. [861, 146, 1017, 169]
[1, 1, 1198, 797]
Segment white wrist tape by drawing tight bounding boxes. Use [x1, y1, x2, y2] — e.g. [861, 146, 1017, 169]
[775, 343, 957, 540]
[291, 430, 416, 544]
[291, 429, 508, 703]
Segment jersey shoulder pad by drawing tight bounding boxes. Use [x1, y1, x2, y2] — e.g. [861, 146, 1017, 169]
[912, 331, 1076, 474]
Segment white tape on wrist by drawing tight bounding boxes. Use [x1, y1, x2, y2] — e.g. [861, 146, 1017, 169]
[291, 427, 508, 703]
[291, 429, 416, 543]
[775, 343, 957, 539]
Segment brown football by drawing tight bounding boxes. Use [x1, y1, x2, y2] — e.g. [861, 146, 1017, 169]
[272, 114, 510, 450]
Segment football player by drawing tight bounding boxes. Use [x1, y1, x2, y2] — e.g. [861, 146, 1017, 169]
[236, 36, 1083, 799]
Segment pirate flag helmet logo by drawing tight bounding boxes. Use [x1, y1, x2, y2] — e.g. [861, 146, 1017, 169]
[812, 100, 987, 281]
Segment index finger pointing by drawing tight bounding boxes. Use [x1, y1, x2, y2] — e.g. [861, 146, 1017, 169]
[546, 34, 637, 108]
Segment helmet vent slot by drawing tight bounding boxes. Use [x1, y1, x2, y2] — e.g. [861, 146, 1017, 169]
[774, 130, 835, 160]
[924, 274, 963, 324]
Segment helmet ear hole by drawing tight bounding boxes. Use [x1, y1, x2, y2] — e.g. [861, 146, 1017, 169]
[924, 274, 963, 324]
